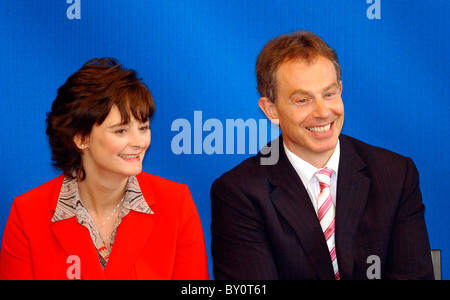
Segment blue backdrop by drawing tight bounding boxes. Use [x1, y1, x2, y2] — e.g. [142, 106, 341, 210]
[0, 0, 448, 279]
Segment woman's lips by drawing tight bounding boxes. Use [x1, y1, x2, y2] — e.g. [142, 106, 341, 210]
[118, 153, 140, 160]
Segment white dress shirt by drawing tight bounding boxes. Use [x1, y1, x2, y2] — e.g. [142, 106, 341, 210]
[283, 140, 340, 214]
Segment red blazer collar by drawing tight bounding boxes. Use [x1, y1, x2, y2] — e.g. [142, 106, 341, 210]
[50, 172, 157, 279]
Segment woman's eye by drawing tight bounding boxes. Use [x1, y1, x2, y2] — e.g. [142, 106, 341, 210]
[115, 129, 127, 134]
[139, 122, 150, 131]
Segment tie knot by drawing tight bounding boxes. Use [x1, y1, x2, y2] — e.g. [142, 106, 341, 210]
[314, 167, 333, 188]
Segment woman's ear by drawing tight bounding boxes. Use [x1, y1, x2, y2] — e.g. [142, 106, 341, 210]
[258, 97, 280, 126]
[73, 134, 88, 151]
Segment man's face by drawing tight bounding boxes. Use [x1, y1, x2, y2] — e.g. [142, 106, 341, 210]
[260, 55, 344, 167]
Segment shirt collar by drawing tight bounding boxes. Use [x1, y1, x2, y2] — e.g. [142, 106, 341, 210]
[284, 139, 340, 187]
[51, 175, 153, 223]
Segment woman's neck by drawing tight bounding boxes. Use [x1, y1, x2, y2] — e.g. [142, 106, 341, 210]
[77, 173, 128, 217]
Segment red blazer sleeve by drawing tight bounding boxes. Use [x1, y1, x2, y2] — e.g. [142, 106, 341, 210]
[0, 197, 34, 279]
[171, 184, 209, 279]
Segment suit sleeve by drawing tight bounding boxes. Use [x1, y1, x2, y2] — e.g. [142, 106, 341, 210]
[171, 185, 209, 280]
[384, 157, 434, 280]
[0, 198, 34, 280]
[210, 177, 279, 280]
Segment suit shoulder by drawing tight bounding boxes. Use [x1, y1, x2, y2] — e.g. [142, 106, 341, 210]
[9, 175, 64, 221]
[137, 171, 188, 195]
[14, 175, 64, 207]
[340, 135, 416, 176]
[342, 135, 408, 160]
[214, 154, 265, 185]
[138, 171, 186, 186]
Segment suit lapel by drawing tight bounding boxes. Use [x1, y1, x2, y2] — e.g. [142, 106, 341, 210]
[104, 211, 155, 279]
[335, 135, 371, 280]
[267, 137, 335, 279]
[51, 173, 157, 280]
[50, 175, 105, 280]
[103, 174, 156, 279]
[52, 218, 106, 280]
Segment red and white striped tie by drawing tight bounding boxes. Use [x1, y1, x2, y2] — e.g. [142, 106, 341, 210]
[315, 167, 340, 280]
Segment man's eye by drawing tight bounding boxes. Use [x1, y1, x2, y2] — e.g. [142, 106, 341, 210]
[139, 125, 150, 131]
[294, 98, 309, 104]
[324, 92, 337, 99]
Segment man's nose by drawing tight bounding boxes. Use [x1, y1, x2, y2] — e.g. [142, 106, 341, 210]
[312, 99, 330, 119]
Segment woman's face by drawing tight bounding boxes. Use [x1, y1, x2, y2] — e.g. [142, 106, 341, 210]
[79, 105, 151, 180]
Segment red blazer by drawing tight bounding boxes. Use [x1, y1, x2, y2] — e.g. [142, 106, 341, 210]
[0, 172, 209, 280]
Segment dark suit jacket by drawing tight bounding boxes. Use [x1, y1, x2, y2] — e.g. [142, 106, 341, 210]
[211, 134, 434, 280]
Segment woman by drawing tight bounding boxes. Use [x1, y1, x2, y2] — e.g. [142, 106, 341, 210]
[0, 58, 209, 279]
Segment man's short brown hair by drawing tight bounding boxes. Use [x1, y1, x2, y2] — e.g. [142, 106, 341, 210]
[256, 30, 341, 102]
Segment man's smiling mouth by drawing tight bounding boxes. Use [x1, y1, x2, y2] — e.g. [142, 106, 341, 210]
[306, 123, 332, 133]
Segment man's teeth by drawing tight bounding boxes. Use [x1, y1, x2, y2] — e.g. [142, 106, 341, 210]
[307, 124, 331, 133]
[119, 154, 139, 159]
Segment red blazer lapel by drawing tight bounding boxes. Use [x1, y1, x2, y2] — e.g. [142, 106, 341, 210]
[49, 175, 104, 280]
[103, 173, 157, 279]
[51, 218, 106, 280]
[50, 173, 157, 280]
[104, 211, 156, 279]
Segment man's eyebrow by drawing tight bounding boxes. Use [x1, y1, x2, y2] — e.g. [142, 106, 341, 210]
[288, 89, 311, 98]
[288, 82, 339, 98]
[322, 82, 340, 92]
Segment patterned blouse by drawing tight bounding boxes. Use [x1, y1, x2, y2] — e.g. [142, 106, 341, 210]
[51, 175, 153, 269]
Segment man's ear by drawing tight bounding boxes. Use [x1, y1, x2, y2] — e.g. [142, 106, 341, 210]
[73, 133, 88, 151]
[258, 97, 280, 126]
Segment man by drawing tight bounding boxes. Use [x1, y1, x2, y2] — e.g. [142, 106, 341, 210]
[210, 30, 434, 280]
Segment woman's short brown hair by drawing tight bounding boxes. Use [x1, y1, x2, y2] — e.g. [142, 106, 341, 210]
[46, 58, 155, 181]
[256, 30, 341, 102]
